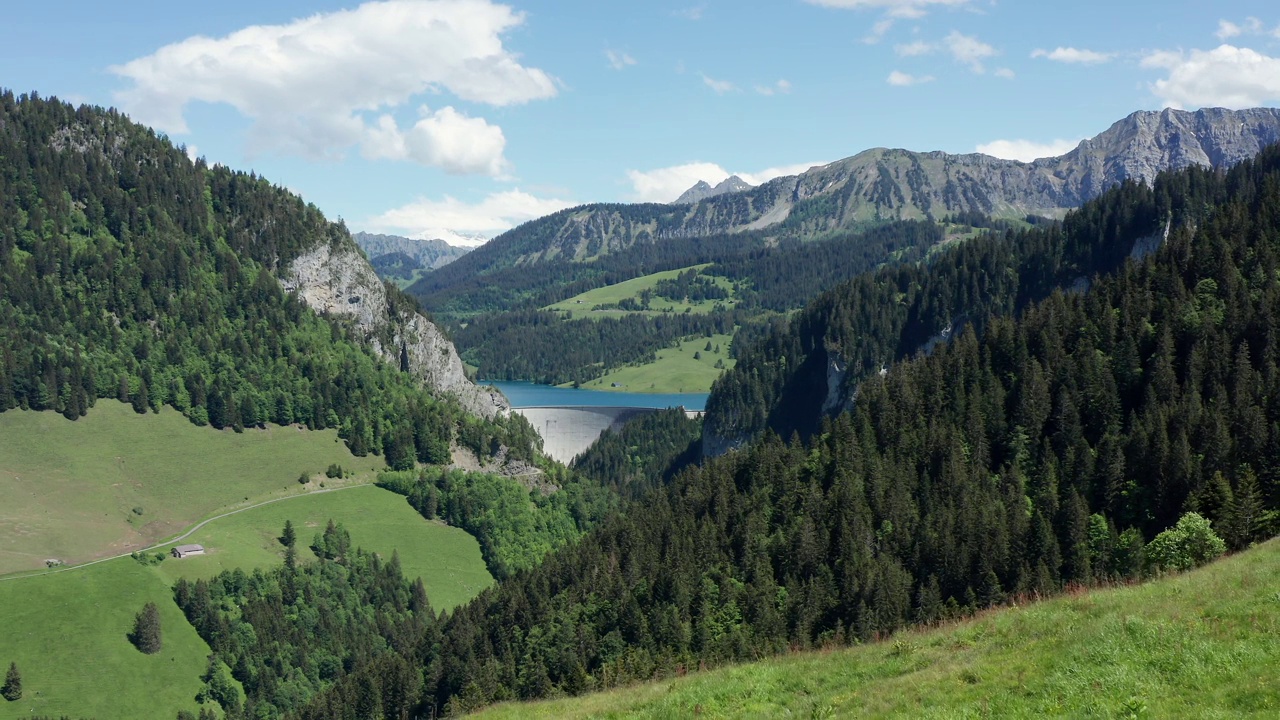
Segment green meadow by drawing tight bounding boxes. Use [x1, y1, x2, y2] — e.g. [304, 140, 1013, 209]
[153, 484, 493, 610]
[543, 264, 738, 319]
[0, 402, 492, 719]
[0, 485, 491, 720]
[565, 333, 736, 394]
[0, 400, 380, 574]
[475, 538, 1280, 719]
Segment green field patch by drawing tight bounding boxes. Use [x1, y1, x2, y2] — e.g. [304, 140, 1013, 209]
[566, 333, 736, 394]
[0, 401, 381, 574]
[0, 559, 215, 720]
[153, 484, 492, 611]
[0, 485, 491, 719]
[475, 539, 1280, 719]
[544, 264, 738, 319]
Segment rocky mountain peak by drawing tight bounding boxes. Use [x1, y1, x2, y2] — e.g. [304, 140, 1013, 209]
[673, 175, 756, 204]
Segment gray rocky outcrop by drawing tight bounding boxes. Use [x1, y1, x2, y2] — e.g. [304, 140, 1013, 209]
[282, 238, 508, 419]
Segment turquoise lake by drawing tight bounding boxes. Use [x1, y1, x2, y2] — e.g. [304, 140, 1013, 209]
[488, 381, 709, 411]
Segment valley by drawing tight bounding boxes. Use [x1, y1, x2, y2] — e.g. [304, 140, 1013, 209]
[5, 20, 1280, 714]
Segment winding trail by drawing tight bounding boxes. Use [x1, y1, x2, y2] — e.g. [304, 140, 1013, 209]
[0, 482, 372, 583]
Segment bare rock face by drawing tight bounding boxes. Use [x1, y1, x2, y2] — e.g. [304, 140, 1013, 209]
[282, 239, 508, 419]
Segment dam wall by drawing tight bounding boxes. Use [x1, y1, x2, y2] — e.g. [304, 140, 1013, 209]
[513, 406, 659, 464]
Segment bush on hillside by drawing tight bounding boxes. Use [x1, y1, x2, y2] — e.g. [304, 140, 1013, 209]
[1145, 512, 1226, 574]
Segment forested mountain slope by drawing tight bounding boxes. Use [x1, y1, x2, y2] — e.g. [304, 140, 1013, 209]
[702, 177, 1171, 451]
[197, 140, 1280, 719]
[0, 91, 534, 463]
[406, 144, 1280, 714]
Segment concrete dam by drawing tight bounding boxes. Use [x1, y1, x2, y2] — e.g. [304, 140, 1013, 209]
[513, 406, 701, 464]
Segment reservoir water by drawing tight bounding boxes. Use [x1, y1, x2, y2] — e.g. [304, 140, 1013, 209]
[488, 381, 709, 412]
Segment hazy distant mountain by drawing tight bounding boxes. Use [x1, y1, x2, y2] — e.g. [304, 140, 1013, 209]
[412, 107, 1280, 294]
[352, 231, 472, 270]
[673, 174, 754, 204]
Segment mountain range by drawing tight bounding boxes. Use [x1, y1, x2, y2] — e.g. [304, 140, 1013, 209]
[415, 107, 1280, 291]
[352, 231, 473, 270]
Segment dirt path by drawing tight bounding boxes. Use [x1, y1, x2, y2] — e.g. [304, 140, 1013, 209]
[0, 483, 372, 583]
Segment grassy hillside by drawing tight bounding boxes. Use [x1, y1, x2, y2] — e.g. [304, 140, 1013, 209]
[153, 484, 493, 610]
[0, 486, 492, 719]
[475, 539, 1280, 719]
[565, 333, 736, 394]
[544, 264, 738, 319]
[0, 400, 380, 574]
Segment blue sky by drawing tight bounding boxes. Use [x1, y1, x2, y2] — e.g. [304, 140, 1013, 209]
[5, 1, 1280, 245]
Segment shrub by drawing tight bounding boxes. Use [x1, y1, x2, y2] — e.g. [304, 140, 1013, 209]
[1145, 512, 1226, 574]
[325, 463, 343, 479]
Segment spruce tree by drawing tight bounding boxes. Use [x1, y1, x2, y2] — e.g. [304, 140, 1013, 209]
[1, 661, 20, 701]
[280, 519, 297, 548]
[130, 601, 163, 654]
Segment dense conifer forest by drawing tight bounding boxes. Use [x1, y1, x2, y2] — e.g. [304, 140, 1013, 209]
[0, 91, 536, 462]
[169, 143, 1280, 718]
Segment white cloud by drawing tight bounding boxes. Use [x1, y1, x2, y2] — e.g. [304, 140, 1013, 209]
[804, 0, 972, 19]
[944, 30, 996, 73]
[976, 138, 1080, 162]
[184, 144, 199, 162]
[1031, 47, 1114, 65]
[1142, 44, 1280, 109]
[755, 79, 793, 96]
[1215, 17, 1267, 41]
[674, 5, 705, 20]
[606, 49, 637, 70]
[895, 40, 935, 56]
[887, 70, 935, 86]
[994, 67, 1015, 79]
[625, 161, 828, 203]
[109, 0, 556, 175]
[362, 106, 508, 176]
[368, 189, 575, 244]
[700, 73, 737, 94]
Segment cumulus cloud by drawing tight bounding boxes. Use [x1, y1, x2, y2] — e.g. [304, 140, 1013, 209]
[109, 0, 556, 174]
[701, 73, 737, 94]
[976, 138, 1080, 162]
[887, 70, 935, 86]
[625, 161, 828, 203]
[362, 106, 508, 176]
[606, 49, 637, 70]
[994, 67, 1015, 79]
[1031, 47, 1114, 64]
[944, 31, 996, 73]
[1142, 44, 1280, 109]
[755, 79, 793, 96]
[367, 189, 575, 244]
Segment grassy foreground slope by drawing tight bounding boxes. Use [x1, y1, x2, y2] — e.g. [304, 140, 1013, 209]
[475, 539, 1280, 719]
[0, 400, 379, 574]
[0, 486, 492, 720]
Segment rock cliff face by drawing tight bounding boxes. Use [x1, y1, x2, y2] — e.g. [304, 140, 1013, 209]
[282, 238, 508, 419]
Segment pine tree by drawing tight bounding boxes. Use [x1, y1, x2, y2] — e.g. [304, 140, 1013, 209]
[280, 520, 297, 548]
[130, 601, 163, 654]
[2, 661, 20, 701]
